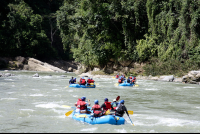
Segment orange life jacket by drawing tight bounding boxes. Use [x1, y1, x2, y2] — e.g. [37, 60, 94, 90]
[103, 102, 112, 111]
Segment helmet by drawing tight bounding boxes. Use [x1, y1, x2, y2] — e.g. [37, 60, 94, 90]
[74, 78, 76, 79]
[91, 78, 93, 80]
[104, 98, 108, 101]
[94, 100, 98, 104]
[120, 100, 124, 104]
[81, 96, 86, 101]
[82, 77, 84, 79]
[113, 99, 116, 102]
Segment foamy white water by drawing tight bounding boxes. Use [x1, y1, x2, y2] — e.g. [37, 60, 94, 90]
[0, 70, 200, 133]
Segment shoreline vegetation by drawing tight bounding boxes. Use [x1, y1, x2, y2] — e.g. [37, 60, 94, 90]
[0, 56, 200, 85]
[1, 1, 200, 86]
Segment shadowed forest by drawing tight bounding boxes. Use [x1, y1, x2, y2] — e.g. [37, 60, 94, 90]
[1, 0, 200, 76]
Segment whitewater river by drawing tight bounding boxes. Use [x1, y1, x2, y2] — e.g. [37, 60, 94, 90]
[0, 71, 200, 133]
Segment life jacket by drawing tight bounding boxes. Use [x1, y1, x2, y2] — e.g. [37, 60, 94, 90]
[77, 100, 86, 110]
[132, 79, 135, 82]
[87, 79, 91, 83]
[70, 79, 74, 84]
[116, 104, 125, 114]
[116, 75, 119, 78]
[103, 102, 112, 111]
[112, 102, 118, 107]
[90, 80, 94, 83]
[81, 79, 86, 84]
[129, 76, 132, 79]
[92, 104, 101, 113]
[118, 79, 122, 83]
[133, 77, 136, 80]
[74, 79, 76, 82]
[127, 79, 130, 83]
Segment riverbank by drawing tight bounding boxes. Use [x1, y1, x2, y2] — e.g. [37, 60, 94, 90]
[0, 56, 200, 85]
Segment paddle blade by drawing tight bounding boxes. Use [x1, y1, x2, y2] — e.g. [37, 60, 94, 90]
[105, 109, 110, 115]
[62, 105, 72, 108]
[128, 111, 134, 115]
[115, 83, 119, 86]
[65, 86, 68, 88]
[65, 110, 73, 116]
[116, 96, 120, 101]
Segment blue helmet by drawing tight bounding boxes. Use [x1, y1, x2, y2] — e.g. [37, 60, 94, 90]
[120, 100, 124, 104]
[81, 96, 86, 101]
[94, 100, 98, 104]
[104, 98, 108, 101]
[74, 78, 76, 79]
[82, 77, 84, 79]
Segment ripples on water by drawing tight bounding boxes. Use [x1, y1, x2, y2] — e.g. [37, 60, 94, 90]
[0, 71, 200, 133]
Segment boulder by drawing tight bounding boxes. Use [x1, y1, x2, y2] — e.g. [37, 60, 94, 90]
[32, 73, 39, 77]
[161, 75, 174, 82]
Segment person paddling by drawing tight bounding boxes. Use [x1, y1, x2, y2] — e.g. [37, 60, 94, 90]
[111, 99, 119, 109]
[80, 77, 86, 85]
[101, 98, 114, 115]
[74, 96, 90, 113]
[69, 77, 76, 84]
[91, 100, 103, 117]
[115, 100, 129, 117]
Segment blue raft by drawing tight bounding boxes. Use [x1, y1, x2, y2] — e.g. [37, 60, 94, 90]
[118, 81, 134, 86]
[71, 109, 125, 125]
[69, 83, 96, 88]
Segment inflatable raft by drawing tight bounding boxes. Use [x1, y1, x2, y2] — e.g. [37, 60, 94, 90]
[71, 109, 125, 125]
[69, 83, 96, 88]
[118, 80, 134, 86]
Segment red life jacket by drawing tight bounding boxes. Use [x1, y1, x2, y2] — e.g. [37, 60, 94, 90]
[118, 79, 122, 83]
[77, 100, 86, 110]
[81, 79, 86, 84]
[132, 79, 135, 82]
[87, 79, 91, 83]
[90, 80, 94, 83]
[79, 78, 82, 83]
[116, 75, 119, 78]
[133, 77, 136, 80]
[103, 102, 112, 111]
[92, 104, 101, 113]
[129, 76, 132, 79]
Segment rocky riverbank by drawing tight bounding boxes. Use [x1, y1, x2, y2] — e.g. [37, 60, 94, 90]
[0, 56, 200, 85]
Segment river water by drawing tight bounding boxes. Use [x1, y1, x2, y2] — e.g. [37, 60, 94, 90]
[0, 70, 200, 133]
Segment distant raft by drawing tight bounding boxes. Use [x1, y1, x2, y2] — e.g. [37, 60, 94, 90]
[118, 81, 135, 86]
[69, 83, 96, 88]
[71, 109, 125, 125]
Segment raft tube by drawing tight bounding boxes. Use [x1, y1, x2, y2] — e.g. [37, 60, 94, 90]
[118, 81, 134, 86]
[69, 83, 96, 88]
[71, 110, 125, 125]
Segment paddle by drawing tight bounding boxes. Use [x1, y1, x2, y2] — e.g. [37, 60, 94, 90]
[65, 110, 73, 116]
[128, 115, 134, 126]
[105, 109, 110, 115]
[116, 96, 120, 101]
[128, 111, 133, 115]
[62, 105, 76, 108]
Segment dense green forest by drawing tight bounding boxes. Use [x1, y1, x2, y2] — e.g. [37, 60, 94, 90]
[1, 0, 200, 76]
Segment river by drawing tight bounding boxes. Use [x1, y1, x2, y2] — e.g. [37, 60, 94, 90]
[0, 70, 200, 133]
